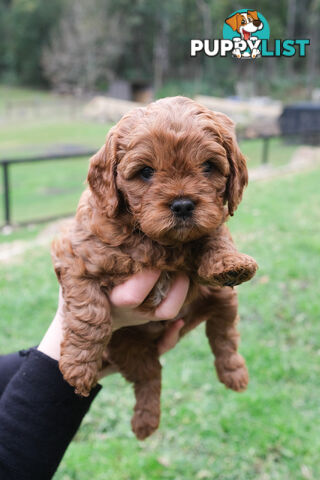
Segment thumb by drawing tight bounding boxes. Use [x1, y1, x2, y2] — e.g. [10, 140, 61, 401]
[158, 319, 185, 356]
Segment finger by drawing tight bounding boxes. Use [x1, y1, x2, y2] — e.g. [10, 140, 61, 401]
[178, 316, 203, 337]
[154, 273, 189, 320]
[109, 269, 161, 307]
[158, 319, 185, 355]
[111, 305, 152, 331]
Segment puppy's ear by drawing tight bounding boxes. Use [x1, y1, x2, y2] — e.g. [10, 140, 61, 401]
[215, 112, 248, 216]
[225, 13, 241, 31]
[248, 10, 259, 21]
[87, 128, 119, 217]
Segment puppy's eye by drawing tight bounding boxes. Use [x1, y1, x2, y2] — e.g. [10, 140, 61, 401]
[241, 19, 246, 24]
[202, 160, 215, 175]
[139, 166, 154, 181]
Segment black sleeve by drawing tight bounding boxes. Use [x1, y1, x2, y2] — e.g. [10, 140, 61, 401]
[0, 348, 101, 480]
[0, 351, 25, 397]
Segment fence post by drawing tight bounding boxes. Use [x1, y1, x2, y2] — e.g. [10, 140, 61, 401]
[262, 136, 270, 164]
[2, 162, 11, 226]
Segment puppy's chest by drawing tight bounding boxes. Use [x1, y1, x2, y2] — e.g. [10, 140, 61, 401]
[121, 237, 196, 272]
[120, 239, 200, 311]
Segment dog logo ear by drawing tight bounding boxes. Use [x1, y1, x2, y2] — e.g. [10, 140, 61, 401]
[225, 12, 241, 31]
[214, 112, 248, 216]
[87, 128, 119, 217]
[247, 10, 259, 21]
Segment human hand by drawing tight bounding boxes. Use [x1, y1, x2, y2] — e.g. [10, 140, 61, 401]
[109, 270, 189, 330]
[38, 270, 189, 372]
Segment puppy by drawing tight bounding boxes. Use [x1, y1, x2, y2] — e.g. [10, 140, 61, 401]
[225, 10, 263, 58]
[52, 96, 257, 440]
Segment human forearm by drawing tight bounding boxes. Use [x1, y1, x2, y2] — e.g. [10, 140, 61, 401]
[0, 348, 100, 480]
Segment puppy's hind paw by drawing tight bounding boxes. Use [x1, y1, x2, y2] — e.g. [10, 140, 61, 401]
[215, 354, 249, 392]
[131, 409, 160, 440]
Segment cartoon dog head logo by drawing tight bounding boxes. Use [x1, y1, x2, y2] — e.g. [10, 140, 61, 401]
[226, 10, 263, 40]
[223, 9, 270, 58]
[191, 11, 309, 59]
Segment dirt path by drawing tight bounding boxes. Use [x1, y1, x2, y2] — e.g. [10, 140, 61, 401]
[249, 145, 320, 181]
[0, 220, 68, 264]
[1, 146, 320, 264]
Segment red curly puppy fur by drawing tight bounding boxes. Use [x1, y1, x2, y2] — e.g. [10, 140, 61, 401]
[52, 96, 257, 440]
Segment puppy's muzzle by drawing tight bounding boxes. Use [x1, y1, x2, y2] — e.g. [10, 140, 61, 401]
[170, 198, 195, 220]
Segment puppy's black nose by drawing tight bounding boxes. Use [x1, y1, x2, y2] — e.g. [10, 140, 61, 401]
[253, 20, 261, 27]
[170, 198, 195, 219]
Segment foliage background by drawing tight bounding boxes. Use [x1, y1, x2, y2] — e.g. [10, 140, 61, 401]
[0, 0, 319, 98]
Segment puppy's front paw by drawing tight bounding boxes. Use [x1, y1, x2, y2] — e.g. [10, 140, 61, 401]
[198, 253, 258, 288]
[131, 409, 160, 440]
[215, 353, 249, 392]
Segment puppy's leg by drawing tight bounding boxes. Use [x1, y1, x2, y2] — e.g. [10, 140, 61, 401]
[59, 274, 112, 397]
[197, 224, 258, 287]
[131, 371, 162, 440]
[108, 332, 162, 440]
[203, 287, 249, 392]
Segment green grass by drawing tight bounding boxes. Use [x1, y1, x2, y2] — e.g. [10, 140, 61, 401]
[0, 120, 112, 225]
[0, 119, 111, 159]
[0, 166, 319, 479]
[0, 85, 53, 112]
[239, 137, 298, 168]
[0, 118, 298, 226]
[5, 157, 90, 222]
[0, 83, 297, 167]
[0, 223, 43, 244]
[0, 154, 91, 225]
[0, 85, 298, 226]
[0, 110, 295, 167]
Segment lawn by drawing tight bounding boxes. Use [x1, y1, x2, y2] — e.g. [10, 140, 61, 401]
[0, 85, 54, 112]
[0, 85, 299, 227]
[0, 119, 298, 226]
[0, 120, 112, 225]
[0, 120, 111, 158]
[239, 137, 298, 169]
[0, 165, 319, 479]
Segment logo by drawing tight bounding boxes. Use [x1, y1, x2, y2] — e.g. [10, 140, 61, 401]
[190, 9, 310, 59]
[223, 9, 269, 58]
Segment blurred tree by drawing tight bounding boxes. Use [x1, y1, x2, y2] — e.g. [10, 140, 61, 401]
[153, 4, 170, 92]
[0, 0, 317, 99]
[5, 0, 62, 85]
[42, 0, 127, 93]
[306, 0, 320, 97]
[0, 2, 10, 80]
